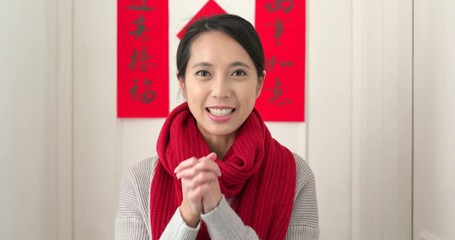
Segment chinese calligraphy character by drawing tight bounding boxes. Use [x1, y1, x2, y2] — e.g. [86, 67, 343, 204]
[266, 18, 290, 46]
[273, 18, 284, 46]
[128, 46, 155, 72]
[267, 77, 291, 106]
[128, 0, 154, 11]
[266, 0, 294, 13]
[266, 56, 294, 72]
[129, 14, 150, 40]
[130, 78, 157, 103]
[266, 56, 277, 72]
[279, 60, 293, 67]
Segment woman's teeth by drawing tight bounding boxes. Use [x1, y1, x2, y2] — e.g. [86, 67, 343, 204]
[208, 108, 233, 116]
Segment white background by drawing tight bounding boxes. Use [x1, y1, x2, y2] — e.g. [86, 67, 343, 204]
[0, 0, 453, 239]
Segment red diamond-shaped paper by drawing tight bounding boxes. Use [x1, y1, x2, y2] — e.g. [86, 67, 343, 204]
[177, 0, 227, 39]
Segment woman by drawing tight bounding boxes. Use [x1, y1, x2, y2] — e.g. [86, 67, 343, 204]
[116, 14, 319, 240]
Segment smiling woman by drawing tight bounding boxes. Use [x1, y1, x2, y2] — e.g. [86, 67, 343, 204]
[115, 14, 319, 240]
[179, 30, 263, 158]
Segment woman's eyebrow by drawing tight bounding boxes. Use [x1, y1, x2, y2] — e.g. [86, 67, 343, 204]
[230, 61, 251, 69]
[192, 61, 251, 69]
[192, 62, 213, 68]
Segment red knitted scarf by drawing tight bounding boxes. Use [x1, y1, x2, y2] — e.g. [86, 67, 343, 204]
[150, 102, 296, 239]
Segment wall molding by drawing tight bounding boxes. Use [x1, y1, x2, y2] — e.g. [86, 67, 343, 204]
[420, 231, 444, 240]
[56, 0, 74, 239]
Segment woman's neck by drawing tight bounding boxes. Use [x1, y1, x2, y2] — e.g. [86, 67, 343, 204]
[203, 134, 235, 160]
[195, 122, 237, 159]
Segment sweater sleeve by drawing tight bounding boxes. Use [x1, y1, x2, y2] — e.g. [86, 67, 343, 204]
[115, 157, 201, 240]
[115, 159, 153, 240]
[158, 207, 199, 239]
[286, 153, 320, 239]
[201, 196, 259, 239]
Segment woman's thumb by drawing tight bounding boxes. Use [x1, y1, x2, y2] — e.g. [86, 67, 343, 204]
[206, 152, 217, 161]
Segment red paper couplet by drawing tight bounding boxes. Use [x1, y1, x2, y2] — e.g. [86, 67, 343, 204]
[118, 0, 169, 117]
[255, 0, 306, 122]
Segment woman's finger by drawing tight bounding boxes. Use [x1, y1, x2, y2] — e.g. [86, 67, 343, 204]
[177, 160, 221, 179]
[206, 152, 217, 161]
[174, 157, 198, 173]
[197, 157, 222, 177]
[187, 182, 213, 201]
[184, 172, 219, 188]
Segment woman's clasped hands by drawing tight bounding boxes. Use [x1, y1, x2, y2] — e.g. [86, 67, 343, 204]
[174, 152, 222, 227]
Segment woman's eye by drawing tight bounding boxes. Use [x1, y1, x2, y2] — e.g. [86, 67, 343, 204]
[196, 70, 210, 77]
[232, 69, 247, 76]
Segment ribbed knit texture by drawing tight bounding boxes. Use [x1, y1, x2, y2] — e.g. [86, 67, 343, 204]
[150, 102, 296, 240]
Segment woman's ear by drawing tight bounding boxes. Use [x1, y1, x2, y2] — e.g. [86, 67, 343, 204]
[177, 74, 187, 99]
[256, 70, 266, 98]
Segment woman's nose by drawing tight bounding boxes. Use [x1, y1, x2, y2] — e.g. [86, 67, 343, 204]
[211, 76, 231, 98]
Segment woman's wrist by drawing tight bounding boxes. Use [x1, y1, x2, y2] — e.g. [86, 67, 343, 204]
[179, 204, 200, 228]
[202, 193, 222, 214]
[201, 180, 223, 212]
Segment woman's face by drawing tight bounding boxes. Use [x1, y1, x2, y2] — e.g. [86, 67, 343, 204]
[179, 31, 263, 143]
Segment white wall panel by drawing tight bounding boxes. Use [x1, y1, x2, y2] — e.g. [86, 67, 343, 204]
[351, 0, 413, 239]
[0, 0, 59, 239]
[414, 1, 455, 239]
[73, 0, 119, 239]
[307, 0, 352, 239]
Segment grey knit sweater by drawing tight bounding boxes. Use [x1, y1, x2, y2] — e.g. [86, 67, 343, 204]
[115, 153, 319, 239]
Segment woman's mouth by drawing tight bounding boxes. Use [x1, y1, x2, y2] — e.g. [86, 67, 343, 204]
[207, 107, 235, 116]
